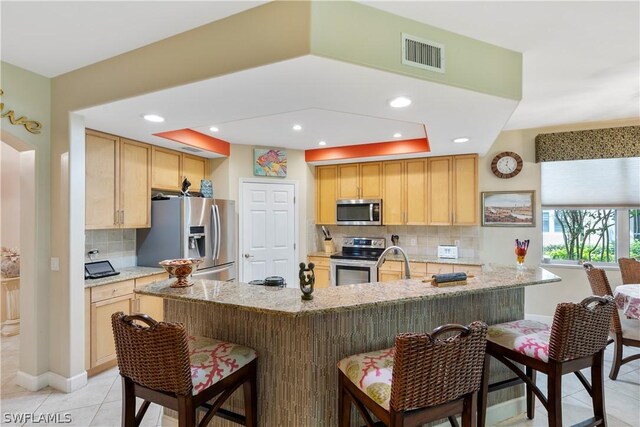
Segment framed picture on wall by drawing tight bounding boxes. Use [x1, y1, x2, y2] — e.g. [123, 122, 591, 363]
[254, 148, 287, 177]
[481, 191, 536, 227]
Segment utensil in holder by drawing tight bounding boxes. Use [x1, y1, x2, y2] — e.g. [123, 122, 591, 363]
[323, 239, 334, 254]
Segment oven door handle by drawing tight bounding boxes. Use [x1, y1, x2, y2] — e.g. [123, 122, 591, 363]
[331, 259, 378, 266]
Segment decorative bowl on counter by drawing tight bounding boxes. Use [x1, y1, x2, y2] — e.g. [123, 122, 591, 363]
[159, 258, 203, 288]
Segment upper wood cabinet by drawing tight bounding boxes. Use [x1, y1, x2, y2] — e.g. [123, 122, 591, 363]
[316, 165, 338, 225]
[427, 154, 479, 226]
[151, 147, 182, 191]
[86, 130, 151, 229]
[151, 147, 208, 192]
[182, 154, 206, 192]
[337, 162, 382, 200]
[383, 159, 428, 225]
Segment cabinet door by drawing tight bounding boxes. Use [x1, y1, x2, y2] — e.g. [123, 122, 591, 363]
[453, 155, 478, 226]
[316, 166, 338, 224]
[120, 139, 151, 228]
[360, 162, 382, 199]
[379, 270, 403, 282]
[409, 262, 427, 279]
[136, 295, 164, 322]
[308, 257, 331, 288]
[382, 161, 404, 225]
[428, 157, 452, 225]
[405, 159, 428, 225]
[182, 155, 206, 192]
[152, 147, 182, 191]
[85, 289, 91, 370]
[85, 131, 118, 229]
[337, 164, 359, 199]
[91, 294, 133, 368]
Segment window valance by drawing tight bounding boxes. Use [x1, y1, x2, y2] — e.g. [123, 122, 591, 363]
[535, 125, 640, 163]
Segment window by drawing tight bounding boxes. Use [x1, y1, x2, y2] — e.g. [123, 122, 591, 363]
[631, 209, 640, 258]
[542, 212, 549, 232]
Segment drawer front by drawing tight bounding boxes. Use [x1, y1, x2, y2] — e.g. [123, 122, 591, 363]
[379, 260, 402, 272]
[409, 262, 427, 277]
[426, 263, 454, 275]
[135, 273, 169, 288]
[91, 279, 135, 303]
[452, 264, 483, 275]
[308, 256, 330, 267]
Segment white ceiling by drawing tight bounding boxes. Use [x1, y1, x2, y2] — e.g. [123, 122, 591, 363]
[2, 1, 638, 153]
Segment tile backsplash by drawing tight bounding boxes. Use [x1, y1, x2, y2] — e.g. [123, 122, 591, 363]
[312, 225, 479, 259]
[85, 229, 137, 269]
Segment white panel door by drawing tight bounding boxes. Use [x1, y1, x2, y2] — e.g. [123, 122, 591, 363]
[241, 181, 296, 286]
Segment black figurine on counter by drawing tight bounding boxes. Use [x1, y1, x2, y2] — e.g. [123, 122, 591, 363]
[299, 262, 315, 300]
[180, 177, 191, 196]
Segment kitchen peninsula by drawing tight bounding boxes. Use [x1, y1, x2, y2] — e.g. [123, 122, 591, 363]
[137, 266, 561, 426]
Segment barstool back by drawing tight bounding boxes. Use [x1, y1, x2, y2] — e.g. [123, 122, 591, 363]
[390, 321, 488, 411]
[111, 312, 192, 395]
[548, 296, 615, 362]
[618, 257, 640, 284]
[583, 263, 622, 335]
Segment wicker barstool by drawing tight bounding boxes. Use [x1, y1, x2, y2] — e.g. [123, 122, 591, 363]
[584, 263, 640, 380]
[337, 321, 488, 427]
[478, 296, 615, 427]
[111, 312, 258, 427]
[618, 257, 640, 284]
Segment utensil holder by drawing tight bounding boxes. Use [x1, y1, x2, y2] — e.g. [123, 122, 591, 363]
[323, 240, 334, 254]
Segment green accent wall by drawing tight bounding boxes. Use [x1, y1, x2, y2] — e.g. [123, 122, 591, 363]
[310, 1, 522, 100]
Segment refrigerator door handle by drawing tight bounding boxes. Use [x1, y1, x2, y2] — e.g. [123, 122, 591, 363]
[211, 205, 218, 262]
[215, 204, 222, 260]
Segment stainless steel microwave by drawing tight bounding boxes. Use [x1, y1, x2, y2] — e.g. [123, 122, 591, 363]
[336, 199, 382, 226]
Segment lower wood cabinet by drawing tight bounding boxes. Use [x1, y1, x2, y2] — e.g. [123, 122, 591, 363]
[378, 260, 403, 282]
[307, 256, 331, 289]
[379, 261, 482, 282]
[85, 272, 168, 376]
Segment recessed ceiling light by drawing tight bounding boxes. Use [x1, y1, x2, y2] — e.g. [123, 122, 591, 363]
[292, 124, 302, 131]
[389, 96, 412, 108]
[393, 133, 402, 138]
[318, 141, 327, 146]
[453, 137, 470, 143]
[143, 114, 164, 123]
[209, 126, 219, 132]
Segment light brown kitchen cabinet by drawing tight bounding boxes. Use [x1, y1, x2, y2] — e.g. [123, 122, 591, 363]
[338, 162, 382, 200]
[85, 130, 151, 229]
[316, 165, 338, 225]
[90, 293, 134, 372]
[452, 264, 483, 275]
[426, 263, 455, 275]
[134, 273, 169, 321]
[427, 156, 452, 225]
[378, 260, 403, 282]
[382, 159, 427, 225]
[307, 256, 331, 289]
[152, 146, 182, 191]
[452, 154, 478, 225]
[182, 154, 206, 192]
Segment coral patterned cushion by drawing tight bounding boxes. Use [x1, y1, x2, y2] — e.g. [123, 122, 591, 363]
[188, 335, 257, 395]
[338, 347, 395, 410]
[488, 320, 551, 362]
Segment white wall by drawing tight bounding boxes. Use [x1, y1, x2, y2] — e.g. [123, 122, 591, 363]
[479, 118, 637, 317]
[1, 142, 21, 249]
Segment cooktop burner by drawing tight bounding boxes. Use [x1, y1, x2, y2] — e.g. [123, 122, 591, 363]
[330, 237, 386, 261]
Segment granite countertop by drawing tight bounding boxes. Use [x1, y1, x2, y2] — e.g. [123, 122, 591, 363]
[382, 254, 483, 266]
[85, 266, 165, 288]
[136, 265, 560, 317]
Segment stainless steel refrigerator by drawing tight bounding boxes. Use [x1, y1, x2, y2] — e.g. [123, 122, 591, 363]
[137, 197, 236, 281]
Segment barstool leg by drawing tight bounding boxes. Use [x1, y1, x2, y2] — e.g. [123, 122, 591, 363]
[243, 361, 258, 427]
[477, 354, 490, 427]
[525, 366, 537, 419]
[338, 373, 351, 427]
[177, 395, 195, 427]
[609, 337, 623, 380]
[547, 362, 563, 427]
[121, 377, 136, 427]
[461, 392, 477, 427]
[592, 350, 607, 427]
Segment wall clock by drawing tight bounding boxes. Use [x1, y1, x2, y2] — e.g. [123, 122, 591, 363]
[491, 151, 523, 178]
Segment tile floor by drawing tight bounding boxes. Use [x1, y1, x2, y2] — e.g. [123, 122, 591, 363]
[2, 334, 639, 426]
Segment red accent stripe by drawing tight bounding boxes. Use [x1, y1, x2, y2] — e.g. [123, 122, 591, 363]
[305, 137, 430, 162]
[154, 129, 230, 156]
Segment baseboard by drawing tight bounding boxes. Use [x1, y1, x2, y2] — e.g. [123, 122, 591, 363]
[15, 370, 88, 393]
[48, 370, 88, 393]
[525, 313, 553, 325]
[15, 370, 49, 391]
[432, 397, 526, 427]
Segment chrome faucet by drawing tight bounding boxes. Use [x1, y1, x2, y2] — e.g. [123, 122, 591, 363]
[376, 246, 411, 279]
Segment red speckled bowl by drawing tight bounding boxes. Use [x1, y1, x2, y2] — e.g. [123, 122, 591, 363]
[159, 258, 203, 288]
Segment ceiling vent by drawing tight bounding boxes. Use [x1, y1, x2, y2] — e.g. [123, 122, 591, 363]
[401, 33, 445, 73]
[181, 146, 202, 153]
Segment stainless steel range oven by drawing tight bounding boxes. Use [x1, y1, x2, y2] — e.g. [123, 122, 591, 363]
[330, 237, 385, 286]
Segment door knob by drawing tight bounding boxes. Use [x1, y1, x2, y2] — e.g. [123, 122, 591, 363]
[244, 253, 254, 258]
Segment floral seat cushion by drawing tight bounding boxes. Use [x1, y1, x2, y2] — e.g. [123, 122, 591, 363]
[488, 319, 551, 362]
[188, 335, 257, 395]
[338, 347, 395, 410]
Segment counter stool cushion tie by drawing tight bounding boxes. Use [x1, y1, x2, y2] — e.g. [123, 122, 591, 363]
[111, 312, 258, 427]
[584, 263, 640, 380]
[478, 296, 615, 427]
[338, 321, 488, 427]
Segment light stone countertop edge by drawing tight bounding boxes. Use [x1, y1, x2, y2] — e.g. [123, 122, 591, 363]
[84, 266, 166, 288]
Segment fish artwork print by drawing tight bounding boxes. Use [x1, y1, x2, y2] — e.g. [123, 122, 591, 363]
[254, 148, 287, 177]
